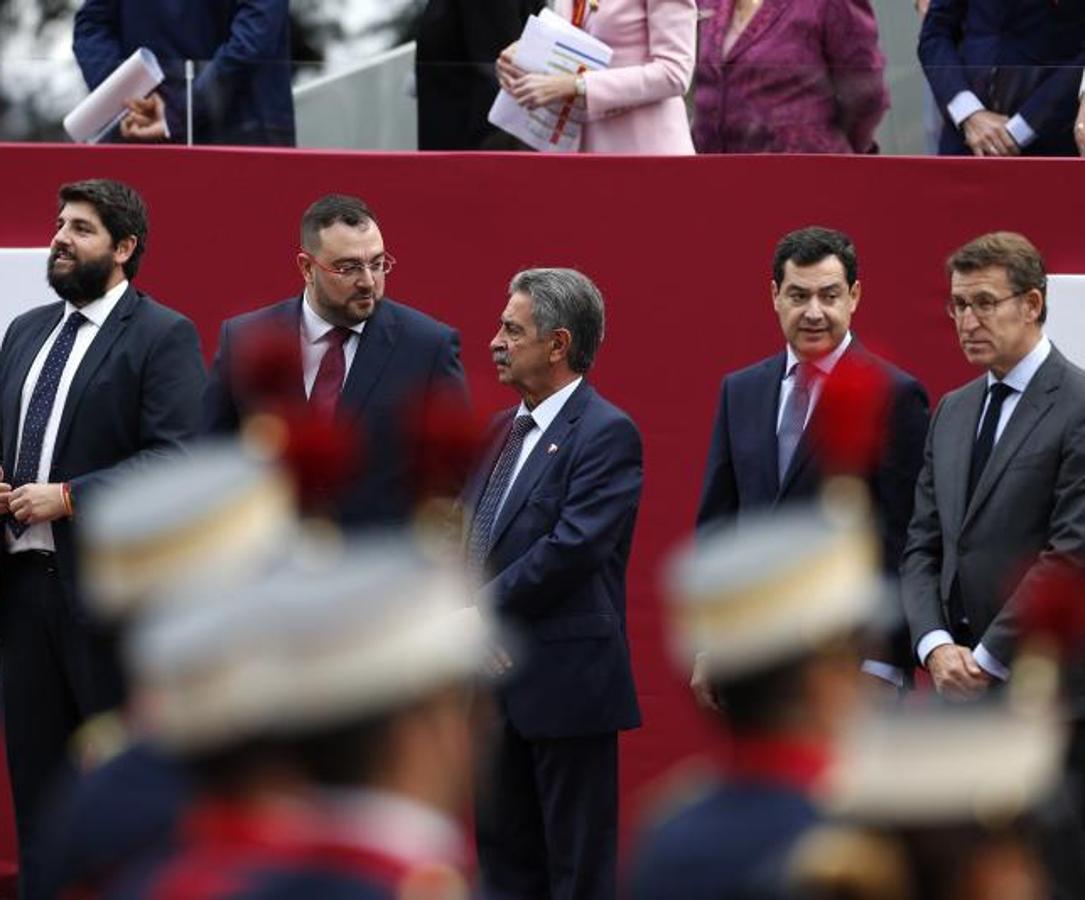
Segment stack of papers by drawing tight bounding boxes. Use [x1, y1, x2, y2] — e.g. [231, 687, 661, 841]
[64, 47, 164, 144]
[488, 8, 613, 153]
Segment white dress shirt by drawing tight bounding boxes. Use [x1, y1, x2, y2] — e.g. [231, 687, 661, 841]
[5, 280, 129, 553]
[493, 376, 583, 523]
[946, 90, 1036, 150]
[300, 290, 366, 398]
[916, 334, 1052, 681]
[777, 331, 852, 432]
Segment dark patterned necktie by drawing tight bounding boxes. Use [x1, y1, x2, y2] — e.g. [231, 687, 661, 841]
[777, 361, 816, 484]
[7, 310, 87, 538]
[967, 382, 1014, 503]
[309, 327, 352, 418]
[467, 414, 536, 572]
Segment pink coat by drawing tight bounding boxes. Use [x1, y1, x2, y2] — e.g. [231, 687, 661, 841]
[555, 0, 697, 154]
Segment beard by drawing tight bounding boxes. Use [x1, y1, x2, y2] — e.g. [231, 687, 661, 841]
[47, 249, 115, 306]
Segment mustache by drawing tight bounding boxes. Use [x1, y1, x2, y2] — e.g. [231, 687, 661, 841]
[492, 351, 511, 366]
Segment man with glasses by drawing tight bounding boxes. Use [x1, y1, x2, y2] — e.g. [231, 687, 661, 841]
[695, 226, 929, 699]
[902, 231, 1085, 702]
[203, 193, 465, 528]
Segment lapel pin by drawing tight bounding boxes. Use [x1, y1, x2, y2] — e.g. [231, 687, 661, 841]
[547, 443, 559, 455]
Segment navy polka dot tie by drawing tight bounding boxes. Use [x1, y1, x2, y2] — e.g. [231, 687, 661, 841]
[7, 310, 86, 538]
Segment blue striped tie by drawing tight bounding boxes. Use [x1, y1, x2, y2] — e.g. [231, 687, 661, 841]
[777, 362, 815, 485]
[467, 414, 536, 572]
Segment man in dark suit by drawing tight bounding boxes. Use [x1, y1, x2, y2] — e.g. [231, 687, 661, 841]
[0, 179, 205, 896]
[696, 227, 929, 695]
[919, 0, 1085, 157]
[465, 268, 642, 900]
[203, 194, 465, 530]
[73, 0, 295, 146]
[415, 0, 543, 149]
[902, 231, 1085, 702]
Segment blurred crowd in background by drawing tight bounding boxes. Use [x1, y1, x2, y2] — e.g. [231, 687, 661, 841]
[3, 0, 1085, 156]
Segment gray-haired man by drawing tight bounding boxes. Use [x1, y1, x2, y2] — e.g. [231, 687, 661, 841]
[464, 269, 643, 900]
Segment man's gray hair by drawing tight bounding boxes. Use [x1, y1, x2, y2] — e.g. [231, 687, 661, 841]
[509, 268, 605, 373]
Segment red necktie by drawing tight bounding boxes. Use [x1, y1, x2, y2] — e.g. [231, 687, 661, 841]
[309, 327, 352, 418]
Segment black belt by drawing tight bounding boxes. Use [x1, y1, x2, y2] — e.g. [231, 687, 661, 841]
[5, 550, 59, 574]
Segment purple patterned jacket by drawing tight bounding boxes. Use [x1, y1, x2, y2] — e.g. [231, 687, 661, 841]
[693, 0, 889, 153]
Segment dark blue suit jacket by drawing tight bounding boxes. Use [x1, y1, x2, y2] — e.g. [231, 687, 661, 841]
[696, 343, 929, 669]
[40, 742, 189, 899]
[464, 381, 643, 740]
[110, 852, 399, 900]
[73, 0, 295, 146]
[106, 821, 403, 900]
[202, 296, 465, 530]
[628, 780, 818, 899]
[919, 0, 1085, 156]
[0, 287, 206, 595]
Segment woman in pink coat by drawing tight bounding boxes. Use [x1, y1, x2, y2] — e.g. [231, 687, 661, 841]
[497, 0, 697, 154]
[694, 0, 889, 154]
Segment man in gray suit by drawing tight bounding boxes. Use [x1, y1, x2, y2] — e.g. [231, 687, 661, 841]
[902, 231, 1085, 702]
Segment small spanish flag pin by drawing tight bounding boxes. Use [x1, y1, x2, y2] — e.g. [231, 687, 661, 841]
[547, 443, 559, 455]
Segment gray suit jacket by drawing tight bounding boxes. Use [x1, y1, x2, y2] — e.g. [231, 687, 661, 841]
[902, 345, 1085, 667]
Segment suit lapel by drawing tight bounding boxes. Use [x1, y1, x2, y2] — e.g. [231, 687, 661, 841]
[339, 298, 398, 416]
[274, 297, 308, 407]
[725, 0, 790, 63]
[488, 382, 592, 553]
[754, 353, 786, 498]
[54, 287, 138, 459]
[962, 351, 1063, 530]
[2, 303, 64, 471]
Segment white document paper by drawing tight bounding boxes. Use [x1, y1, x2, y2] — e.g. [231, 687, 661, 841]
[64, 47, 165, 144]
[1047, 275, 1085, 370]
[488, 10, 612, 153]
[0, 248, 52, 343]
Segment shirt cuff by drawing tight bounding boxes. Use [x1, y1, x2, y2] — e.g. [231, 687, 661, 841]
[1005, 114, 1036, 149]
[860, 660, 905, 689]
[947, 91, 985, 128]
[973, 643, 1010, 681]
[916, 629, 954, 667]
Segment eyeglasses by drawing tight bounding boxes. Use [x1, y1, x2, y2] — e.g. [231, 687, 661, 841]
[303, 250, 395, 279]
[945, 290, 1027, 321]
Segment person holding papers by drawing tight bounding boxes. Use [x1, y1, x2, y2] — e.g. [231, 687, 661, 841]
[497, 0, 696, 153]
[73, 0, 295, 146]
